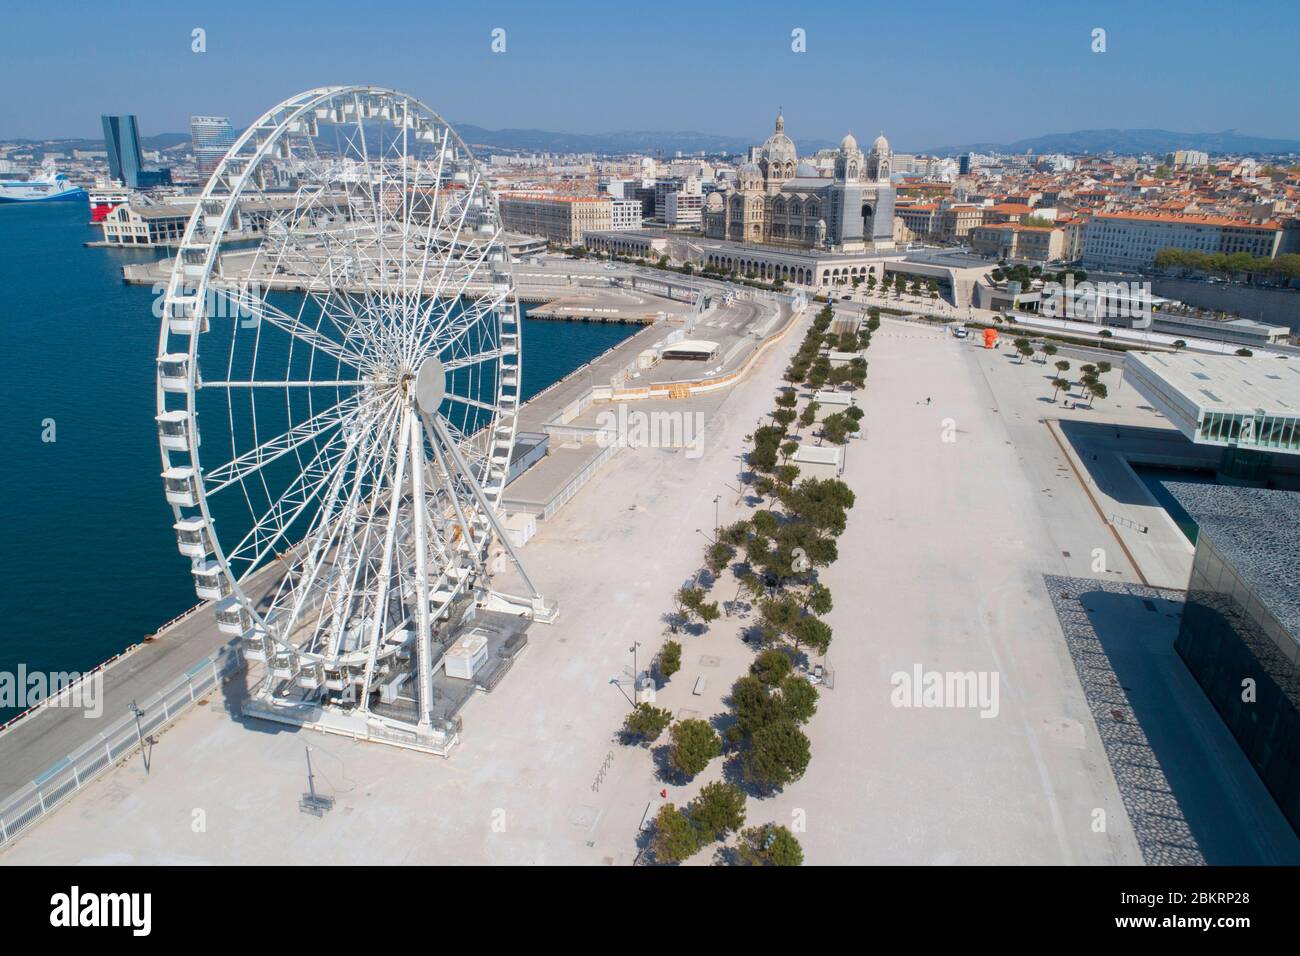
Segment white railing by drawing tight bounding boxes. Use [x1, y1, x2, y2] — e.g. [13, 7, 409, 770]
[0, 641, 244, 848]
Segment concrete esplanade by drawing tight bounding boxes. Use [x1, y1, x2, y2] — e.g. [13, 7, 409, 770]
[0, 255, 804, 845]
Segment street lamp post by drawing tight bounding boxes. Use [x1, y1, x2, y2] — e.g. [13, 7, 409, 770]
[713, 494, 721, 534]
[129, 699, 148, 774]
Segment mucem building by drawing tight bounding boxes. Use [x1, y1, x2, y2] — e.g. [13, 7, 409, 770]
[1169, 482, 1300, 832]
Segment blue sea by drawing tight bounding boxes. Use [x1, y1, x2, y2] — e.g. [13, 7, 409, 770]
[0, 202, 633, 718]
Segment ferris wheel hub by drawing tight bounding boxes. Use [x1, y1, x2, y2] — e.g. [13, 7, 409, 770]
[414, 355, 447, 413]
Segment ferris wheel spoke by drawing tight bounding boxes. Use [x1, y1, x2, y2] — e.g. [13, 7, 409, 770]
[201, 378, 366, 389]
[415, 171, 481, 315]
[221, 288, 373, 373]
[229, 390, 401, 572]
[443, 392, 499, 413]
[201, 390, 371, 496]
[225, 424, 355, 573]
[267, 392, 403, 645]
[442, 349, 504, 373]
[235, 399, 401, 593]
[356, 402, 414, 710]
[408, 134, 450, 300]
[418, 408, 484, 558]
[415, 284, 504, 363]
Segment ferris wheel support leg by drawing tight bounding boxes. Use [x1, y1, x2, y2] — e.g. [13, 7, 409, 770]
[426, 414, 556, 624]
[407, 409, 436, 729]
[358, 407, 412, 714]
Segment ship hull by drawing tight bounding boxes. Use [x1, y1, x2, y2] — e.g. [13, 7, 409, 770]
[0, 188, 89, 204]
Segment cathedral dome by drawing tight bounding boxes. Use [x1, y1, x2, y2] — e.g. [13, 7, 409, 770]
[871, 133, 890, 153]
[840, 132, 858, 152]
[760, 133, 796, 163]
[759, 110, 797, 164]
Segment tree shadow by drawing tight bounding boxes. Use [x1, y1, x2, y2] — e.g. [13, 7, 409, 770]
[632, 822, 666, 866]
[659, 609, 688, 634]
[712, 844, 741, 866]
[651, 742, 693, 785]
[720, 752, 775, 799]
[710, 710, 739, 752]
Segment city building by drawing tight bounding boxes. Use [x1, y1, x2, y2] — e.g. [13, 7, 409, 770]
[664, 190, 703, 226]
[99, 203, 191, 246]
[896, 202, 939, 240]
[702, 112, 896, 253]
[969, 223, 1065, 261]
[101, 113, 172, 189]
[937, 203, 984, 242]
[1082, 212, 1283, 271]
[610, 198, 643, 231]
[1167, 149, 1210, 168]
[498, 193, 613, 245]
[191, 116, 237, 179]
[1142, 310, 1291, 347]
[581, 230, 669, 259]
[1167, 482, 1300, 835]
[1123, 352, 1300, 459]
[654, 177, 700, 221]
[101, 114, 142, 187]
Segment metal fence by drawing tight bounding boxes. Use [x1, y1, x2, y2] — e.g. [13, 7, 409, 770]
[0, 641, 244, 848]
[540, 442, 622, 520]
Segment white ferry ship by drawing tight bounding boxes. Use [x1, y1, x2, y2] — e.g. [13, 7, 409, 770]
[0, 162, 89, 204]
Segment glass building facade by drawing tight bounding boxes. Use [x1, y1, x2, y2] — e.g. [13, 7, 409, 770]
[101, 114, 143, 187]
[101, 113, 172, 189]
[1171, 484, 1300, 834]
[191, 116, 237, 179]
[1197, 409, 1300, 454]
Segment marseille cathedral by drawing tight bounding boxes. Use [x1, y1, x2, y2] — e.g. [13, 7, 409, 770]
[702, 111, 897, 253]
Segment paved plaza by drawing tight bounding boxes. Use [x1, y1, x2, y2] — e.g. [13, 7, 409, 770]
[7, 314, 1281, 866]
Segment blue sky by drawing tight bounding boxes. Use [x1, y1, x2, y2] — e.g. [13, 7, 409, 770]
[3, 0, 1298, 148]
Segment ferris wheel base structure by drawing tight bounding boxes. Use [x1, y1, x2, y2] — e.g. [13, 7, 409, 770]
[242, 599, 557, 757]
[153, 86, 557, 756]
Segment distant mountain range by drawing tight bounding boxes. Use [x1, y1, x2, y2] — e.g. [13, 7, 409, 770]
[922, 128, 1300, 158]
[447, 123, 838, 156]
[429, 124, 1300, 159]
[8, 126, 1299, 160]
[4, 132, 192, 154]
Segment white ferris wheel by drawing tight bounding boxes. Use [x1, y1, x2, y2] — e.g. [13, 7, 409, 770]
[155, 86, 550, 740]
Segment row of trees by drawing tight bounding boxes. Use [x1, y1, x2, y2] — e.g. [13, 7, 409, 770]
[782, 307, 869, 394]
[710, 302, 868, 800]
[653, 792, 803, 865]
[1154, 248, 1300, 284]
[859, 272, 939, 300]
[636, 299, 876, 864]
[1046, 358, 1111, 406]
